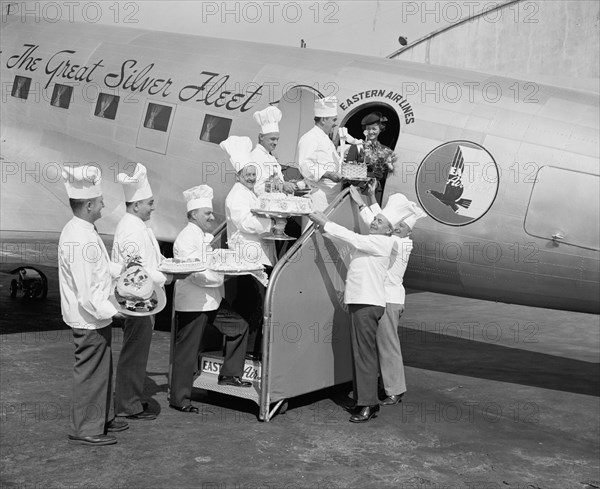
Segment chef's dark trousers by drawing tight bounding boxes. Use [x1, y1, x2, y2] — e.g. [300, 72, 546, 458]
[233, 269, 271, 355]
[115, 315, 154, 416]
[71, 325, 114, 437]
[348, 304, 385, 407]
[169, 301, 249, 408]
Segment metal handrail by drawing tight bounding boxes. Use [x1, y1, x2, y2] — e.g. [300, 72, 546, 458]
[201, 191, 352, 420]
[209, 221, 227, 248]
[259, 187, 352, 420]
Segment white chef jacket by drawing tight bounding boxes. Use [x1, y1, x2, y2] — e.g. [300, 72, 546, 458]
[298, 126, 342, 212]
[360, 204, 414, 304]
[251, 144, 284, 196]
[323, 222, 395, 308]
[173, 222, 224, 312]
[58, 216, 120, 329]
[225, 182, 275, 267]
[111, 212, 166, 287]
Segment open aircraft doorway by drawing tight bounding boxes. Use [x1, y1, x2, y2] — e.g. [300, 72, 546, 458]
[341, 103, 400, 151]
[277, 85, 323, 180]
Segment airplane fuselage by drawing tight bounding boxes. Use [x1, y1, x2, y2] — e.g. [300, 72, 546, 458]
[1, 17, 598, 312]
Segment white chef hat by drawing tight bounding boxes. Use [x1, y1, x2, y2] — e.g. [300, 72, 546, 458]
[403, 207, 426, 230]
[314, 96, 338, 117]
[62, 165, 102, 199]
[117, 163, 153, 203]
[220, 136, 255, 173]
[380, 193, 423, 228]
[183, 185, 213, 211]
[253, 106, 282, 134]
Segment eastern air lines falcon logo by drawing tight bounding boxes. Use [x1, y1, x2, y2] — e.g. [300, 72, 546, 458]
[416, 141, 499, 226]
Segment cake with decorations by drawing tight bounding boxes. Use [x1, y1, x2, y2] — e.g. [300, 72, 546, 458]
[257, 192, 314, 214]
[159, 258, 206, 273]
[341, 161, 368, 180]
[207, 248, 263, 272]
[114, 259, 158, 313]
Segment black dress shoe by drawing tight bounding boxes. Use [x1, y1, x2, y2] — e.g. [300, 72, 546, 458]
[169, 404, 199, 414]
[125, 409, 157, 420]
[68, 434, 117, 446]
[218, 375, 252, 387]
[381, 394, 403, 406]
[341, 399, 358, 413]
[349, 405, 380, 423]
[105, 419, 129, 432]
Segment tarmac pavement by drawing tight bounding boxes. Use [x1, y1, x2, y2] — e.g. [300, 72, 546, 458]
[0, 265, 599, 489]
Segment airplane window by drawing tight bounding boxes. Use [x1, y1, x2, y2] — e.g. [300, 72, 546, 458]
[94, 93, 120, 120]
[11, 76, 31, 100]
[199, 115, 232, 144]
[50, 84, 73, 109]
[143, 103, 173, 132]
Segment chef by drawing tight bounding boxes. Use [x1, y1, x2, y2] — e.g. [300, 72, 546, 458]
[169, 184, 251, 414]
[251, 106, 295, 196]
[349, 185, 425, 406]
[221, 136, 275, 268]
[112, 162, 166, 421]
[298, 96, 343, 212]
[309, 194, 411, 423]
[58, 165, 127, 446]
[221, 135, 274, 358]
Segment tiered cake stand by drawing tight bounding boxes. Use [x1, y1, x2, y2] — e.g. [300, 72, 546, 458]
[251, 209, 306, 241]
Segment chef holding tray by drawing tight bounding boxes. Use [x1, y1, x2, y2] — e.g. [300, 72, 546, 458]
[168, 184, 252, 414]
[220, 136, 276, 359]
[220, 135, 276, 267]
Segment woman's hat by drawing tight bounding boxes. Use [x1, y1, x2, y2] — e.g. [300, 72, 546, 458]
[361, 112, 387, 126]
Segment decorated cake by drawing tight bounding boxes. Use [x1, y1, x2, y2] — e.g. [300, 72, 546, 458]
[114, 259, 158, 313]
[159, 258, 206, 273]
[257, 192, 313, 214]
[207, 248, 263, 272]
[341, 161, 368, 180]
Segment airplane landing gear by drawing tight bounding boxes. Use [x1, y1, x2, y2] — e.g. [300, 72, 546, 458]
[9, 280, 18, 298]
[8, 267, 48, 300]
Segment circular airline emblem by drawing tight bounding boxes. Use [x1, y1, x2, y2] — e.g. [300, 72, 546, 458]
[415, 141, 500, 226]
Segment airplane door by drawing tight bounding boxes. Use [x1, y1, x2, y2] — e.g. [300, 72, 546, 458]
[341, 102, 401, 204]
[341, 103, 400, 150]
[277, 86, 321, 176]
[524, 166, 600, 250]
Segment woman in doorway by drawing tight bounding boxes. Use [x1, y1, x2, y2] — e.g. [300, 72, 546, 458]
[346, 112, 398, 204]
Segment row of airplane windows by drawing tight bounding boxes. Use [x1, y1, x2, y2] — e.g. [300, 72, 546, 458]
[10, 75, 232, 145]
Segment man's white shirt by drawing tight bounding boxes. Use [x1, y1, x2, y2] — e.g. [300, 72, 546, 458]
[360, 204, 414, 304]
[251, 144, 284, 196]
[225, 182, 275, 267]
[173, 222, 224, 312]
[323, 222, 395, 308]
[111, 212, 166, 286]
[58, 216, 119, 329]
[298, 126, 342, 211]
